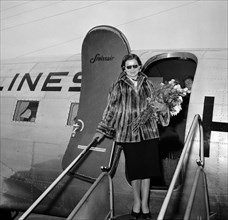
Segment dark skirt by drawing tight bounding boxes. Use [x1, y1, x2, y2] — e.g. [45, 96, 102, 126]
[121, 138, 162, 181]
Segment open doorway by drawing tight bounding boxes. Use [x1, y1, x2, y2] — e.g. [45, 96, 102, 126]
[142, 52, 197, 188]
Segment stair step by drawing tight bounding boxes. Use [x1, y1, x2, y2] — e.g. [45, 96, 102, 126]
[111, 213, 156, 220]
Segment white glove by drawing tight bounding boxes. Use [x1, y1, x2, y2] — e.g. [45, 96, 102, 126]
[93, 132, 105, 143]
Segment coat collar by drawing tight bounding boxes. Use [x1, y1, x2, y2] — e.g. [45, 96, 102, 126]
[118, 71, 148, 82]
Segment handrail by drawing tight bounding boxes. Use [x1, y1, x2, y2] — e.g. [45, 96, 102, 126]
[197, 117, 204, 167]
[66, 171, 113, 220]
[157, 114, 204, 219]
[19, 138, 99, 220]
[184, 166, 210, 220]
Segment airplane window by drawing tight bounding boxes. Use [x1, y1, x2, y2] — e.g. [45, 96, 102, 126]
[67, 102, 79, 126]
[13, 100, 39, 122]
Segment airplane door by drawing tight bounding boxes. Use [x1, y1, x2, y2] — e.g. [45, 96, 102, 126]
[62, 26, 130, 180]
[142, 52, 197, 187]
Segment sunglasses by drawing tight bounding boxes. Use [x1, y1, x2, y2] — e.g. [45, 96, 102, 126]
[125, 65, 139, 70]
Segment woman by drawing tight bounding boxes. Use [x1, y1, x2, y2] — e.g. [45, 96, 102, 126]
[93, 54, 169, 219]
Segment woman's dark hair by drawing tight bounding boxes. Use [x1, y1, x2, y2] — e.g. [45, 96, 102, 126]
[121, 53, 142, 71]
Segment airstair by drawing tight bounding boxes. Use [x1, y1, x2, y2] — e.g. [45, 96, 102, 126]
[19, 115, 216, 220]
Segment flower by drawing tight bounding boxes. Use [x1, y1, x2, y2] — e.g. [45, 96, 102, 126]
[130, 79, 190, 134]
[156, 79, 189, 116]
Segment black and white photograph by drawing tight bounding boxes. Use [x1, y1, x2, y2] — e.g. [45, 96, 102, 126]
[0, 1, 227, 219]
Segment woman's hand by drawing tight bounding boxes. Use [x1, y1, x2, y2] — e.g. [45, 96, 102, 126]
[159, 110, 170, 126]
[93, 132, 105, 143]
[153, 101, 168, 114]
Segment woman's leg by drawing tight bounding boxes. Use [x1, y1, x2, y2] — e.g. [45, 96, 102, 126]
[141, 178, 150, 213]
[131, 179, 141, 213]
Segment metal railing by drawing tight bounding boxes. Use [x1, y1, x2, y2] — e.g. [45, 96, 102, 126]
[19, 138, 99, 220]
[66, 171, 113, 220]
[157, 114, 204, 219]
[184, 166, 210, 220]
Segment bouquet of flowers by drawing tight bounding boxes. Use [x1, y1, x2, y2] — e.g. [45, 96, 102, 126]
[130, 79, 190, 134]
